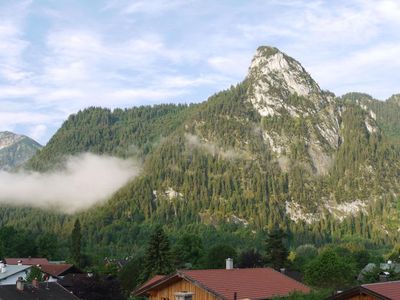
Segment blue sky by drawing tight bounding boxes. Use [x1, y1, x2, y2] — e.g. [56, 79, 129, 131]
[1, 0, 400, 144]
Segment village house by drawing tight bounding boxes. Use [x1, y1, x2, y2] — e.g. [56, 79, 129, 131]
[5, 258, 81, 282]
[134, 259, 310, 300]
[328, 280, 400, 300]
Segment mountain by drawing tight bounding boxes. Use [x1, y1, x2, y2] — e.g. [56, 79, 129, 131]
[0, 131, 42, 171]
[2, 46, 400, 256]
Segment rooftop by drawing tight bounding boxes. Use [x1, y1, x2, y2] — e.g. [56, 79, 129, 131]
[328, 280, 400, 300]
[0, 282, 78, 299]
[0, 265, 31, 281]
[40, 264, 77, 278]
[5, 258, 49, 266]
[363, 280, 400, 300]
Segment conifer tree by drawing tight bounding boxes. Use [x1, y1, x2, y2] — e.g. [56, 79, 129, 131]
[142, 225, 173, 281]
[265, 228, 288, 270]
[71, 219, 82, 266]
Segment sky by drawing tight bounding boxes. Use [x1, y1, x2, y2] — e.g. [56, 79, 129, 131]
[1, 0, 400, 145]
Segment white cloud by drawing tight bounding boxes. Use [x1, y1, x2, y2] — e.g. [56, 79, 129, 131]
[105, 0, 191, 15]
[0, 153, 140, 213]
[208, 54, 251, 77]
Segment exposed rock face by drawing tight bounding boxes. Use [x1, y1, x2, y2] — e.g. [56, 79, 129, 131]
[246, 46, 341, 175]
[247, 46, 325, 117]
[0, 131, 42, 171]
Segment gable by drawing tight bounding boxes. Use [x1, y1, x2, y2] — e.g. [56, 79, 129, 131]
[147, 277, 219, 300]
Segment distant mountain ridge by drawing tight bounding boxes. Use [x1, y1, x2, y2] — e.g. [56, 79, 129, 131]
[2, 46, 400, 254]
[0, 131, 42, 171]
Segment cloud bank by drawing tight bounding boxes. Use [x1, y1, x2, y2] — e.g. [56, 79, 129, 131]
[0, 153, 139, 213]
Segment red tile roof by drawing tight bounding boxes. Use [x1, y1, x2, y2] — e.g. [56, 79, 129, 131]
[135, 268, 310, 300]
[40, 264, 75, 277]
[5, 258, 49, 265]
[138, 275, 165, 292]
[363, 281, 400, 300]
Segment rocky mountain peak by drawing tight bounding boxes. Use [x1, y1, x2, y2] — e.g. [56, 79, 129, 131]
[247, 46, 325, 117]
[0, 131, 42, 171]
[0, 131, 25, 150]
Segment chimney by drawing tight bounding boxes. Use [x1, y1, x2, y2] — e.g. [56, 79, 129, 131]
[32, 278, 40, 288]
[226, 258, 233, 270]
[280, 268, 286, 274]
[16, 277, 24, 291]
[17, 260, 22, 266]
[1, 265, 7, 273]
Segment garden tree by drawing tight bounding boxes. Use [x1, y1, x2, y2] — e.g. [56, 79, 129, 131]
[265, 228, 288, 270]
[293, 244, 318, 271]
[204, 244, 236, 269]
[71, 219, 82, 266]
[324, 245, 358, 273]
[142, 225, 173, 281]
[359, 265, 380, 284]
[26, 266, 43, 282]
[238, 249, 264, 268]
[172, 233, 204, 268]
[304, 249, 356, 290]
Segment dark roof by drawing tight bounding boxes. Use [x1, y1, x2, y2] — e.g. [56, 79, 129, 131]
[135, 268, 310, 300]
[0, 282, 79, 299]
[40, 264, 80, 277]
[5, 258, 49, 266]
[328, 280, 400, 300]
[58, 273, 93, 288]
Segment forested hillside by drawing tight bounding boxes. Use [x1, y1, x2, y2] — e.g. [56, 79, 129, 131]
[1, 46, 400, 260]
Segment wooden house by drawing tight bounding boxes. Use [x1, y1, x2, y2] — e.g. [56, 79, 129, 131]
[134, 268, 310, 300]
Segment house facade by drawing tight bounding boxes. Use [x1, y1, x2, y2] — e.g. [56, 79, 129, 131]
[135, 268, 310, 300]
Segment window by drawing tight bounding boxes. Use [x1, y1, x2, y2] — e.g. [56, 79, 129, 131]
[175, 291, 194, 300]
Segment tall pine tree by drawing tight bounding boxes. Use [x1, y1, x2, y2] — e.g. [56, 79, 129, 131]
[265, 228, 288, 270]
[71, 219, 82, 266]
[142, 225, 173, 281]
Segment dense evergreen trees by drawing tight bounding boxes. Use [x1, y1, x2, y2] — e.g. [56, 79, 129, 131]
[0, 83, 399, 272]
[142, 225, 173, 280]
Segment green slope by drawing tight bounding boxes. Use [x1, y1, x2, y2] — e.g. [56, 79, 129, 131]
[2, 47, 400, 257]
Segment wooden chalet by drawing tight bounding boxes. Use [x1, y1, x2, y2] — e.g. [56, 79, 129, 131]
[134, 268, 310, 300]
